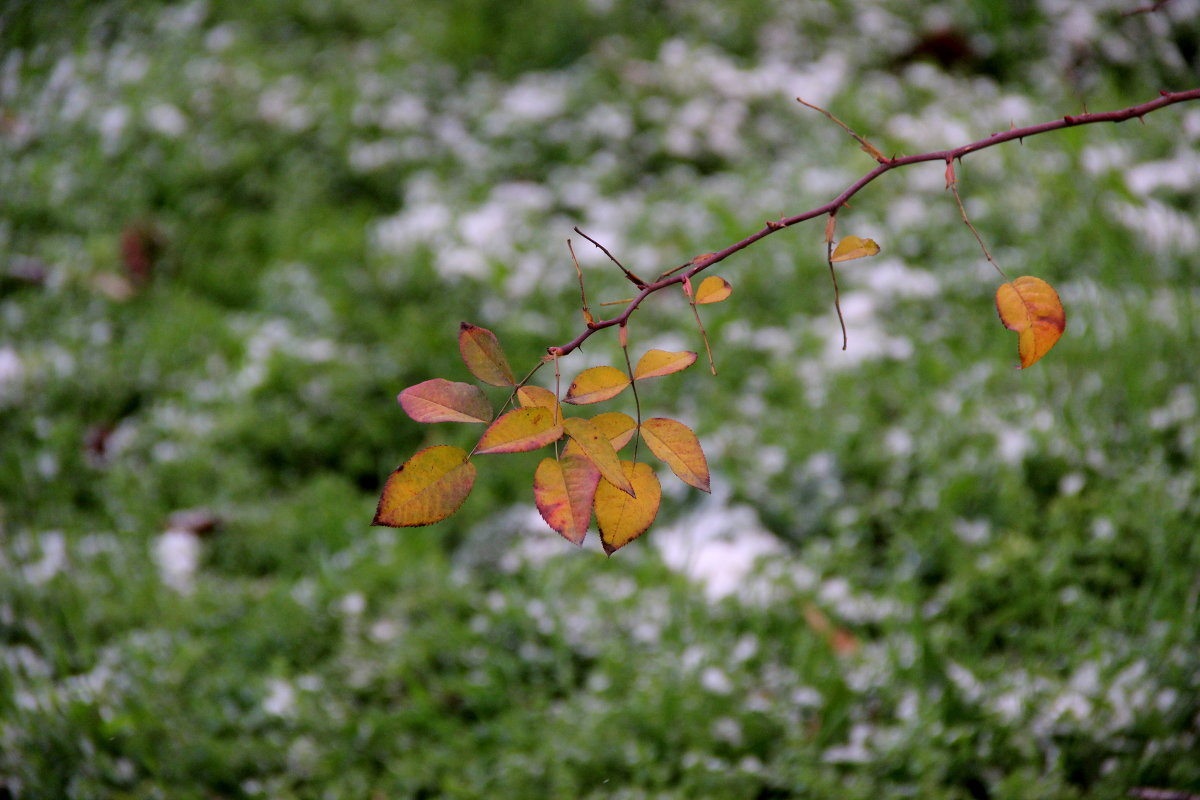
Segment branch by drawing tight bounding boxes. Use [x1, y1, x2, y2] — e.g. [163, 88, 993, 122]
[546, 88, 1200, 359]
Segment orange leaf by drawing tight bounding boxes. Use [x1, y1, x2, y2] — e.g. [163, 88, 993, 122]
[995, 275, 1065, 368]
[589, 411, 637, 451]
[475, 407, 563, 454]
[534, 450, 601, 545]
[398, 378, 492, 424]
[830, 235, 880, 262]
[694, 275, 732, 304]
[459, 322, 516, 387]
[563, 417, 634, 496]
[640, 417, 710, 492]
[563, 366, 630, 405]
[517, 385, 562, 421]
[633, 349, 697, 380]
[373, 445, 476, 527]
[596, 461, 661, 554]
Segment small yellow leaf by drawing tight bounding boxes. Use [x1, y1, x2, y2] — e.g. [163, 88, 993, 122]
[633, 349, 697, 380]
[596, 461, 661, 555]
[589, 411, 637, 451]
[373, 445, 476, 527]
[475, 407, 563, 454]
[639, 417, 711, 493]
[694, 275, 733, 304]
[517, 385, 562, 421]
[563, 365, 631, 405]
[995, 275, 1066, 368]
[534, 451, 601, 545]
[398, 378, 492, 424]
[459, 322, 516, 387]
[563, 417, 634, 496]
[830, 235, 881, 262]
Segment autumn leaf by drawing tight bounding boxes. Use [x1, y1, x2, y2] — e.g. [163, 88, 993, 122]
[830, 235, 880, 262]
[517, 385, 562, 421]
[995, 275, 1065, 368]
[563, 365, 630, 405]
[459, 322, 516, 386]
[633, 349, 697, 380]
[596, 461, 662, 555]
[398, 378, 492, 424]
[475, 407, 563, 454]
[589, 411, 637, 451]
[694, 275, 733, 304]
[373, 445, 476, 527]
[533, 447, 601, 545]
[639, 417, 711, 493]
[563, 417, 634, 496]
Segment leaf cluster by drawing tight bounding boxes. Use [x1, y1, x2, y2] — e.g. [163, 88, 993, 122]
[375, 322, 713, 553]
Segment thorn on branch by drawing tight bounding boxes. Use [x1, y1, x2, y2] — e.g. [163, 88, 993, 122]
[766, 219, 786, 231]
[573, 226, 649, 289]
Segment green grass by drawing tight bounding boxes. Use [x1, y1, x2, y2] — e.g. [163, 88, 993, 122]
[2, 0, 1199, 797]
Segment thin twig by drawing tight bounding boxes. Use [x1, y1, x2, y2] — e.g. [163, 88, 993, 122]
[826, 239, 849, 350]
[684, 278, 718, 375]
[545, 89, 1200, 359]
[797, 96, 889, 163]
[1121, 0, 1175, 16]
[573, 226, 649, 289]
[567, 239, 595, 326]
[620, 324, 642, 462]
[947, 163, 1012, 282]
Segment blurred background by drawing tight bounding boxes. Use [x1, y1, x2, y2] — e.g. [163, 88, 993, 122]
[2, 0, 1198, 797]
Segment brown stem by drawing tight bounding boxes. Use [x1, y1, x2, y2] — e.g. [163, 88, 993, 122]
[547, 89, 1200, 358]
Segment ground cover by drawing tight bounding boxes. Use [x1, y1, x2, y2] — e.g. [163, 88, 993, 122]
[1, 1, 1198, 797]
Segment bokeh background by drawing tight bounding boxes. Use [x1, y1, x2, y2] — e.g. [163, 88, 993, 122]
[2, 0, 1199, 797]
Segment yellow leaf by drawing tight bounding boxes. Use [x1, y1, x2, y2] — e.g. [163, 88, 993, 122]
[639, 417, 711, 493]
[596, 461, 661, 554]
[563, 365, 630, 405]
[534, 451, 601, 545]
[563, 417, 634, 496]
[830, 235, 880, 262]
[398, 378, 492, 423]
[373, 445, 476, 527]
[995, 275, 1066, 368]
[517, 385, 562, 421]
[459, 322, 515, 387]
[475, 408, 563, 454]
[589, 411, 637, 451]
[633, 349, 697, 380]
[694, 275, 733, 304]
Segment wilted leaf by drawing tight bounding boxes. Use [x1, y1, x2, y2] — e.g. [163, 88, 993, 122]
[995, 275, 1065, 368]
[517, 385, 562, 420]
[634, 349, 697, 380]
[398, 378, 492, 424]
[803, 603, 859, 655]
[596, 461, 661, 554]
[695, 275, 733, 304]
[459, 322, 516, 387]
[830, 235, 880, 262]
[563, 417, 634, 496]
[639, 417, 710, 493]
[475, 408, 563, 454]
[563, 366, 630, 405]
[589, 411, 637, 451]
[534, 449, 601, 545]
[373, 445, 476, 527]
